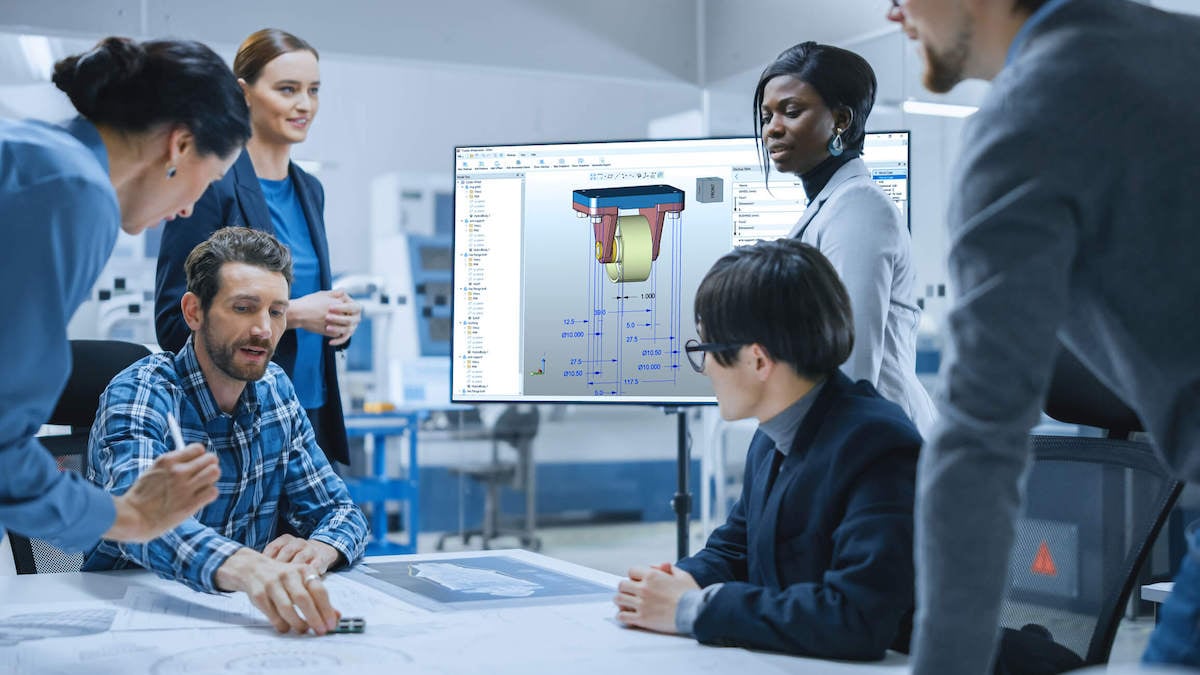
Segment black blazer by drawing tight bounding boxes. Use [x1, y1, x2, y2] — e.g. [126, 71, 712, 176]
[677, 372, 921, 660]
[154, 150, 349, 465]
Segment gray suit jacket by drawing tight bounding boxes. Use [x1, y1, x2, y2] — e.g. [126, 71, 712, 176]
[913, 1, 1200, 673]
[789, 157, 935, 436]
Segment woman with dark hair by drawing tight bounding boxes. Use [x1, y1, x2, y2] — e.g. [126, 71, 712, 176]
[616, 239, 920, 659]
[155, 29, 361, 466]
[0, 36, 249, 553]
[754, 41, 934, 435]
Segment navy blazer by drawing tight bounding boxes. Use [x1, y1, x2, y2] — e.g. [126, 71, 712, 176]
[154, 150, 349, 465]
[677, 372, 920, 660]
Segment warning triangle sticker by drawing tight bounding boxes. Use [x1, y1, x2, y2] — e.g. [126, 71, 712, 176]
[1031, 540, 1058, 577]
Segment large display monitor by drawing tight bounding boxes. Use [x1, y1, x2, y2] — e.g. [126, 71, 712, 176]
[452, 132, 910, 404]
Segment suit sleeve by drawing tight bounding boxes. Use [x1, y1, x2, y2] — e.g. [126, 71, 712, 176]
[817, 187, 905, 386]
[155, 184, 228, 352]
[911, 113, 1078, 674]
[692, 425, 918, 661]
[311, 174, 325, 211]
[674, 446, 760, 586]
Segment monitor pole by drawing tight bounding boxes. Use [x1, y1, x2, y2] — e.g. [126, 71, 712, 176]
[664, 407, 691, 561]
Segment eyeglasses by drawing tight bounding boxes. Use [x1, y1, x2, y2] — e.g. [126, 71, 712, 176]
[684, 338, 745, 373]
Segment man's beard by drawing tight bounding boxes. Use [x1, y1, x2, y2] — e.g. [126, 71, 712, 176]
[201, 322, 273, 382]
[922, 19, 973, 94]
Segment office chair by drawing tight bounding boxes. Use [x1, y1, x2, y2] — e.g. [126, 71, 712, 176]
[8, 340, 152, 574]
[994, 348, 1182, 673]
[437, 405, 542, 551]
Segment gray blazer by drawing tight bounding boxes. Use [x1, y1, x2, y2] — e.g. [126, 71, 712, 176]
[912, 1, 1200, 673]
[789, 157, 935, 436]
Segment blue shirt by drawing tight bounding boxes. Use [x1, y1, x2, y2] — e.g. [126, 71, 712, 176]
[82, 338, 367, 593]
[0, 116, 120, 550]
[259, 175, 325, 409]
[1006, 0, 1075, 66]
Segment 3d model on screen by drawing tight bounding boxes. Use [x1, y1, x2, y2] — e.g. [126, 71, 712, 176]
[572, 185, 684, 283]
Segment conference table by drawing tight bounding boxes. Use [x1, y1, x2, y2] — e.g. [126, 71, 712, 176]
[0, 549, 909, 674]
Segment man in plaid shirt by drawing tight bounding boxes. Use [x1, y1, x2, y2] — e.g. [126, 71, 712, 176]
[83, 227, 367, 636]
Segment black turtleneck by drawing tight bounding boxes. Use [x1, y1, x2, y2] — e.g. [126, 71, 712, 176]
[800, 149, 861, 202]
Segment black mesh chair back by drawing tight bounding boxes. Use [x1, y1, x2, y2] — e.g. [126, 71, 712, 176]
[996, 348, 1182, 669]
[9, 340, 151, 574]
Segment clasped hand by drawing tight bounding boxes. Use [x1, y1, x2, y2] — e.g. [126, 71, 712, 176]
[287, 288, 362, 346]
[614, 562, 700, 634]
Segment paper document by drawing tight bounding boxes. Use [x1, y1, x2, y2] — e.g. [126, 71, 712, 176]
[113, 572, 429, 631]
[115, 584, 265, 630]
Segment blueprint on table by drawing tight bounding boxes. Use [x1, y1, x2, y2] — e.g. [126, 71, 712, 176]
[351, 554, 615, 610]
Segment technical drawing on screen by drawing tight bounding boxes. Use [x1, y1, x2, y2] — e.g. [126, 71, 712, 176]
[452, 133, 910, 404]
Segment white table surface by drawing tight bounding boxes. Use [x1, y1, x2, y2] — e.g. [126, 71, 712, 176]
[1140, 581, 1174, 603]
[0, 548, 909, 674]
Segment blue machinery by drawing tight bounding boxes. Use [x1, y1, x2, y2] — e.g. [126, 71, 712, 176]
[341, 410, 422, 555]
[340, 235, 454, 554]
[407, 234, 452, 358]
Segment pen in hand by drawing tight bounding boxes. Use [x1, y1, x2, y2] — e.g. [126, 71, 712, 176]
[166, 412, 186, 451]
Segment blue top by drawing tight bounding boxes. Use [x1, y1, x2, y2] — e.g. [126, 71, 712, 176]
[0, 116, 121, 550]
[153, 151, 351, 465]
[82, 338, 367, 593]
[258, 175, 325, 409]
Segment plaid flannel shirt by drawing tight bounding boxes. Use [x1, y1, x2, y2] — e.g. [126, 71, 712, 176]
[82, 337, 367, 592]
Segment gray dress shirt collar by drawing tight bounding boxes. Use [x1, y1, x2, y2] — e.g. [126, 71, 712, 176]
[758, 379, 825, 457]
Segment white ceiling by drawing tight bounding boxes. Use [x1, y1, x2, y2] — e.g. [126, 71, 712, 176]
[703, 0, 895, 84]
[0, 0, 898, 86]
[1, 0, 1191, 90]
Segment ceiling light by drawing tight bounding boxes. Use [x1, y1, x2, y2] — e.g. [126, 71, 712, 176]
[901, 100, 979, 118]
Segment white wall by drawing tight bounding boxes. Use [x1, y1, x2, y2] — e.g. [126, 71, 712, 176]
[1147, 0, 1200, 14]
[702, 0, 894, 85]
[303, 58, 699, 274]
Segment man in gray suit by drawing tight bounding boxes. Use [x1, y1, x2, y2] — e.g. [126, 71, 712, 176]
[886, 0, 1200, 672]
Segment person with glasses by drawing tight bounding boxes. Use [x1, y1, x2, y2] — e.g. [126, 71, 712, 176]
[614, 238, 921, 660]
[884, 0, 1200, 672]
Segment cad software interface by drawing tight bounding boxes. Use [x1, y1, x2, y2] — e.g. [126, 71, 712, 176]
[452, 133, 909, 403]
